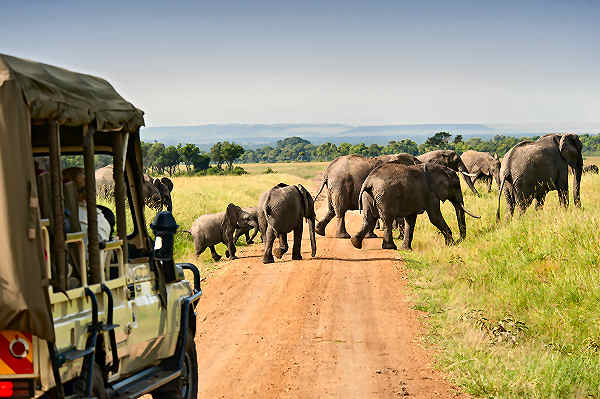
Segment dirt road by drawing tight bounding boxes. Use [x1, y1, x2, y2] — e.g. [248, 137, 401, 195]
[193, 209, 466, 398]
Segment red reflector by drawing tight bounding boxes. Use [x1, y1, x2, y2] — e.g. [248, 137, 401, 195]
[0, 381, 13, 397]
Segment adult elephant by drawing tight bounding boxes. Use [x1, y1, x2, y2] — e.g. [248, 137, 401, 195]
[314, 153, 421, 238]
[96, 164, 173, 211]
[418, 150, 479, 196]
[95, 164, 115, 200]
[461, 150, 501, 193]
[496, 133, 582, 220]
[351, 163, 480, 250]
[260, 183, 317, 264]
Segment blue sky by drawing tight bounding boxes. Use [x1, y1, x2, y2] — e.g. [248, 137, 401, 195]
[2, 0, 599, 127]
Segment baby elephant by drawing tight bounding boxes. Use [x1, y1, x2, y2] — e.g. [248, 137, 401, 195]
[351, 163, 480, 251]
[260, 183, 317, 264]
[190, 203, 258, 261]
[234, 207, 260, 244]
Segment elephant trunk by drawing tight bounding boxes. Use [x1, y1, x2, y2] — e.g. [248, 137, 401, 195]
[165, 195, 173, 213]
[458, 160, 480, 197]
[573, 162, 582, 208]
[454, 202, 467, 240]
[308, 217, 317, 257]
[493, 169, 501, 191]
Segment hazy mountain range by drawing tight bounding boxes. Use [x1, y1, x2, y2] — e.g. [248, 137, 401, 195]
[140, 123, 599, 150]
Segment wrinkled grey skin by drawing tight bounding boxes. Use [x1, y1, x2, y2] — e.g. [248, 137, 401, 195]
[496, 133, 583, 220]
[260, 183, 317, 264]
[314, 153, 421, 238]
[418, 150, 479, 196]
[583, 164, 599, 174]
[190, 203, 258, 261]
[351, 163, 480, 251]
[95, 164, 116, 200]
[152, 177, 174, 212]
[96, 164, 173, 211]
[234, 207, 260, 244]
[461, 150, 501, 193]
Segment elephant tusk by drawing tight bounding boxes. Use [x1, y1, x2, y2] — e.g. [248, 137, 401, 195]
[458, 203, 480, 218]
[461, 171, 478, 177]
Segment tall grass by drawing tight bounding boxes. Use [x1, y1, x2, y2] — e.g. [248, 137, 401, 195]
[402, 169, 600, 398]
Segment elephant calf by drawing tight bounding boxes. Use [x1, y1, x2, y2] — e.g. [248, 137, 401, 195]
[259, 183, 317, 264]
[234, 207, 260, 244]
[351, 163, 480, 251]
[190, 203, 258, 261]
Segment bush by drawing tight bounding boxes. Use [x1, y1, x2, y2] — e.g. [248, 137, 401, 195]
[230, 166, 248, 175]
[205, 167, 225, 176]
[263, 167, 276, 174]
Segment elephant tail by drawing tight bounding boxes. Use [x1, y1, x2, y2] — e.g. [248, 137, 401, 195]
[313, 177, 328, 201]
[496, 176, 507, 222]
[358, 181, 371, 214]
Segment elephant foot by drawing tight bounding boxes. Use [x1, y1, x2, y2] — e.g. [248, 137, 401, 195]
[382, 241, 397, 250]
[262, 255, 275, 264]
[334, 232, 351, 239]
[350, 236, 363, 249]
[315, 223, 326, 236]
[273, 247, 285, 259]
[247, 239, 254, 245]
[400, 244, 412, 251]
[367, 232, 378, 238]
[292, 253, 302, 261]
[212, 254, 222, 262]
[225, 250, 229, 257]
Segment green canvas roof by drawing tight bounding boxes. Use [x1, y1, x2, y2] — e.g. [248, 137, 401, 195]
[0, 53, 144, 131]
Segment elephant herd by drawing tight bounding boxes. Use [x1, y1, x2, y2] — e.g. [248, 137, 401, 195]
[95, 164, 174, 212]
[103, 133, 592, 264]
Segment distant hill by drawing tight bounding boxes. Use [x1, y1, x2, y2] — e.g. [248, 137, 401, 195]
[140, 123, 598, 150]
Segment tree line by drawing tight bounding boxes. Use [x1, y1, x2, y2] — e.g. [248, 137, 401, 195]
[139, 132, 600, 176]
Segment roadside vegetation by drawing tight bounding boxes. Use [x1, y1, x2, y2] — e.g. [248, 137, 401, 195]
[401, 157, 600, 398]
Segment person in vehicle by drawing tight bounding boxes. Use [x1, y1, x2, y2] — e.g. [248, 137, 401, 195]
[62, 167, 112, 243]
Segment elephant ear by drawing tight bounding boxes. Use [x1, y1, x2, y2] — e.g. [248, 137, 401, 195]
[296, 184, 316, 219]
[160, 177, 174, 193]
[221, 203, 240, 243]
[559, 134, 583, 168]
[424, 164, 451, 202]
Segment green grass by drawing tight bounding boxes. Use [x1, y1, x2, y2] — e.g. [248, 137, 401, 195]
[401, 167, 600, 398]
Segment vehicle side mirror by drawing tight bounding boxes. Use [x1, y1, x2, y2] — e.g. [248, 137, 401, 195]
[150, 211, 181, 282]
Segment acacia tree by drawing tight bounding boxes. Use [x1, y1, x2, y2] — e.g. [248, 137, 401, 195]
[221, 141, 244, 170]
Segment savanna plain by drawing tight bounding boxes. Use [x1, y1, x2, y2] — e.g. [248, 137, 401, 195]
[143, 158, 600, 398]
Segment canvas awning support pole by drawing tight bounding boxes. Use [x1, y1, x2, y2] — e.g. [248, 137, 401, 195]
[113, 132, 128, 261]
[48, 121, 67, 292]
[83, 124, 101, 284]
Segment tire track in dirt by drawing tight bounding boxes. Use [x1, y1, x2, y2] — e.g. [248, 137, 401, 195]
[193, 206, 467, 398]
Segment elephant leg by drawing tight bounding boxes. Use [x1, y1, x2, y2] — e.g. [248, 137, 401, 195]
[335, 214, 351, 239]
[351, 205, 377, 249]
[396, 217, 405, 240]
[516, 192, 533, 216]
[195, 245, 207, 258]
[262, 226, 276, 264]
[503, 181, 516, 220]
[401, 214, 417, 250]
[534, 193, 547, 210]
[248, 227, 259, 244]
[486, 176, 492, 193]
[315, 195, 335, 236]
[381, 217, 397, 250]
[375, 219, 381, 229]
[291, 223, 303, 260]
[426, 205, 454, 246]
[274, 233, 288, 258]
[209, 245, 222, 261]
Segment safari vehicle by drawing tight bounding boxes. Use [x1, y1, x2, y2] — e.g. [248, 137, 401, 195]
[0, 54, 201, 398]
